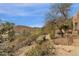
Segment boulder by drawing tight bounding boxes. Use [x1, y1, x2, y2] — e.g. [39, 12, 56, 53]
[45, 34, 51, 40]
[36, 35, 45, 44]
[36, 34, 52, 44]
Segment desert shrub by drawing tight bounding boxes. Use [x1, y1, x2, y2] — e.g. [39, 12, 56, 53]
[0, 43, 14, 56]
[25, 41, 55, 56]
[15, 27, 44, 46]
[26, 44, 44, 56]
[50, 30, 56, 39]
[16, 35, 27, 42]
[30, 34, 40, 42]
[24, 38, 33, 46]
[28, 29, 44, 44]
[0, 50, 9, 56]
[2, 47, 14, 56]
[42, 20, 57, 39]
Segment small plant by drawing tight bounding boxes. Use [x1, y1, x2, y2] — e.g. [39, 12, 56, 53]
[25, 41, 55, 56]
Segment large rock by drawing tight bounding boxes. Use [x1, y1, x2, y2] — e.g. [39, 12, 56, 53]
[36, 34, 52, 44]
[45, 34, 51, 40]
[36, 35, 45, 44]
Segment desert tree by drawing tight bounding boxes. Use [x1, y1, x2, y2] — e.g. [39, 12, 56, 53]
[44, 3, 72, 38]
[45, 3, 72, 25]
[47, 3, 72, 20]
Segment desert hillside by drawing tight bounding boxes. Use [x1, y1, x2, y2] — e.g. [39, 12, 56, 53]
[0, 21, 79, 56]
[0, 3, 79, 56]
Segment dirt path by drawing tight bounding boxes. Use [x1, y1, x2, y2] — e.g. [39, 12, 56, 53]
[54, 36, 79, 56]
[54, 45, 79, 56]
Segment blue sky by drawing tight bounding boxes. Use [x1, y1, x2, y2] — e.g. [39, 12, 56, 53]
[0, 3, 79, 27]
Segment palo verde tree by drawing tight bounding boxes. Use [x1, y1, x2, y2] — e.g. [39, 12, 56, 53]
[44, 3, 72, 38]
[47, 3, 72, 20]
